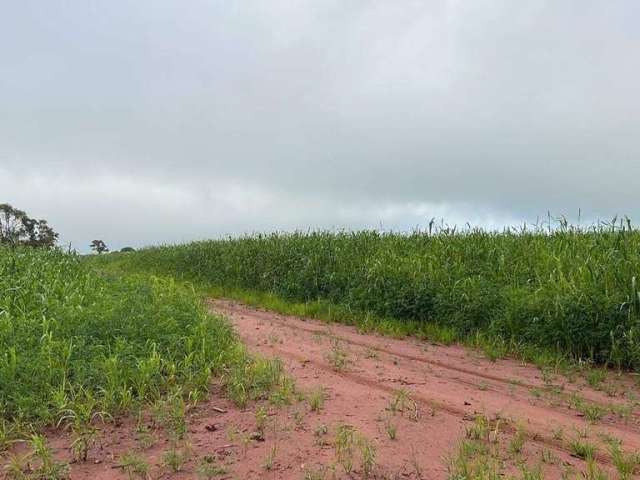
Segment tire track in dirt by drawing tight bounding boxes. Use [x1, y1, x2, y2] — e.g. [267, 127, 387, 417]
[213, 300, 640, 427]
[213, 299, 640, 474]
[263, 342, 617, 466]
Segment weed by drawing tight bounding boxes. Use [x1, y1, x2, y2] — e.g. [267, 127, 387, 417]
[334, 424, 376, 477]
[569, 438, 596, 460]
[326, 338, 349, 372]
[466, 415, 490, 442]
[269, 375, 297, 406]
[552, 427, 564, 442]
[586, 369, 607, 389]
[509, 426, 526, 456]
[385, 418, 397, 440]
[57, 391, 108, 462]
[583, 458, 608, 480]
[446, 440, 499, 480]
[263, 444, 278, 470]
[520, 464, 544, 480]
[163, 442, 191, 472]
[118, 451, 150, 480]
[308, 387, 326, 412]
[135, 426, 158, 449]
[409, 447, 423, 479]
[314, 424, 330, 446]
[255, 405, 268, 434]
[3, 452, 31, 480]
[196, 455, 227, 479]
[365, 348, 379, 360]
[541, 448, 558, 464]
[29, 434, 70, 479]
[389, 389, 419, 421]
[580, 403, 606, 423]
[609, 443, 640, 480]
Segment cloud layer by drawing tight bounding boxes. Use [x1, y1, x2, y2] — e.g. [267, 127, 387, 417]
[2, 1, 639, 250]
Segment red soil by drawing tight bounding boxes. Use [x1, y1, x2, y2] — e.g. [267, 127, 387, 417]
[3, 300, 639, 479]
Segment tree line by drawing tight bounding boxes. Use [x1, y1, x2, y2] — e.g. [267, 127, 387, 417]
[1, 203, 131, 253]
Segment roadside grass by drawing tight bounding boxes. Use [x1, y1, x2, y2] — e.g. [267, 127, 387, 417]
[89, 259, 583, 379]
[0, 246, 283, 468]
[88, 231, 640, 382]
[88, 223, 640, 373]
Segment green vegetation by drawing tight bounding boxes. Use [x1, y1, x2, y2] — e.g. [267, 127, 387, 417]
[0, 246, 281, 445]
[90, 224, 640, 370]
[334, 424, 376, 477]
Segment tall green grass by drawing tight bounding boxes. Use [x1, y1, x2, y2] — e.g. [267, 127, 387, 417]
[0, 247, 280, 436]
[92, 224, 640, 370]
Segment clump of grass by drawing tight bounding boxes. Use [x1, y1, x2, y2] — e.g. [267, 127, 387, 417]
[446, 439, 499, 480]
[334, 424, 376, 477]
[385, 419, 397, 440]
[609, 443, 640, 480]
[389, 389, 418, 421]
[465, 415, 490, 442]
[303, 464, 332, 480]
[5, 434, 70, 480]
[326, 338, 349, 371]
[581, 403, 606, 423]
[117, 451, 150, 480]
[308, 387, 326, 412]
[269, 375, 298, 406]
[255, 405, 268, 434]
[263, 444, 278, 471]
[569, 438, 597, 460]
[196, 455, 227, 479]
[586, 369, 607, 389]
[584, 458, 608, 480]
[152, 390, 187, 440]
[162, 441, 191, 473]
[508, 426, 526, 456]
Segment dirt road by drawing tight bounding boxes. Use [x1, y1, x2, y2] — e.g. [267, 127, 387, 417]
[5, 300, 639, 479]
[212, 299, 640, 479]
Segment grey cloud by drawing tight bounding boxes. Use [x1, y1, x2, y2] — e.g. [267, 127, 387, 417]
[1, 1, 639, 250]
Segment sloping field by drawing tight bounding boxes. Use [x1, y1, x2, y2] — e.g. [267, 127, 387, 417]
[98, 227, 640, 369]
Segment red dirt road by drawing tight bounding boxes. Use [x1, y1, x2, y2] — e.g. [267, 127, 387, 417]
[3, 300, 640, 479]
[213, 300, 640, 479]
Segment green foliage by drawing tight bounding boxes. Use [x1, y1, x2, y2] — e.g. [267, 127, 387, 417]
[196, 454, 227, 478]
[89, 239, 109, 254]
[117, 451, 150, 479]
[334, 424, 376, 477]
[569, 438, 597, 460]
[0, 203, 58, 248]
[0, 246, 280, 434]
[89, 224, 640, 369]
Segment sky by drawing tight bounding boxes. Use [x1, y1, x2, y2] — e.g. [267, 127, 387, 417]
[1, 1, 639, 251]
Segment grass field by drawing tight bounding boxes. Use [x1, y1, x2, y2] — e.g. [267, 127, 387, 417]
[0, 247, 283, 451]
[91, 224, 640, 371]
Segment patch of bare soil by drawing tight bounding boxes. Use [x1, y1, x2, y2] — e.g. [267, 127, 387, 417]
[3, 300, 639, 479]
[212, 300, 640, 479]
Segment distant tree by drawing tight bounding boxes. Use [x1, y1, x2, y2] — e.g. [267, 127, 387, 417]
[120, 246, 135, 252]
[90, 239, 109, 254]
[0, 203, 58, 248]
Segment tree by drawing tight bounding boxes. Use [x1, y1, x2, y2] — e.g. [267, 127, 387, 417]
[120, 247, 135, 252]
[90, 239, 109, 254]
[0, 203, 58, 248]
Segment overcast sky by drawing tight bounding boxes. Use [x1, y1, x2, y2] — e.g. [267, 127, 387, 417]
[2, 1, 639, 251]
